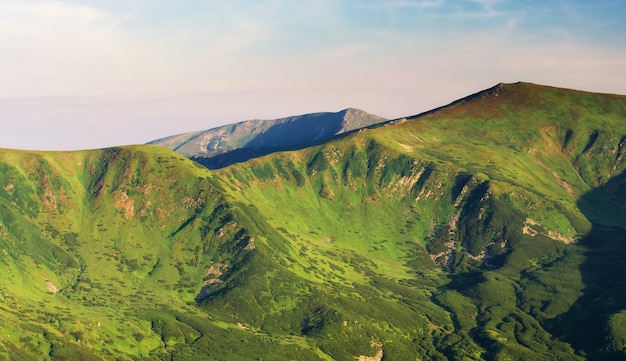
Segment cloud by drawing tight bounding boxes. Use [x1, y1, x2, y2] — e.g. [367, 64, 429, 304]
[2, 0, 616, 99]
[0, 0, 625, 151]
[467, 0, 502, 15]
[355, 0, 445, 10]
[0, 1, 359, 98]
[0, 1, 140, 96]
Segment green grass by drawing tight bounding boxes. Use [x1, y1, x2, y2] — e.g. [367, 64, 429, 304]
[0, 146, 330, 359]
[211, 82, 626, 360]
[1, 82, 626, 359]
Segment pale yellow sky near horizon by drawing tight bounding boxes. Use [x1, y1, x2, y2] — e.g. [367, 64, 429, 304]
[1, 0, 624, 150]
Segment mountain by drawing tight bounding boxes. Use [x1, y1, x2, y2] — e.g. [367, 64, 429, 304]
[1, 82, 626, 360]
[148, 108, 386, 168]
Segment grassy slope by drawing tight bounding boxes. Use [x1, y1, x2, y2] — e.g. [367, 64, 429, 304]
[1, 82, 626, 360]
[0, 146, 329, 360]
[212, 82, 626, 360]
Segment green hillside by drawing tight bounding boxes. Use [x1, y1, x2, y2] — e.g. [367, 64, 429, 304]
[1, 82, 626, 360]
[213, 83, 626, 360]
[0, 146, 327, 360]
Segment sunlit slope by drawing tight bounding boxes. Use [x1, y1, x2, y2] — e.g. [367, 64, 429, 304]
[0, 146, 328, 360]
[220, 82, 626, 273]
[2, 82, 626, 360]
[212, 82, 626, 360]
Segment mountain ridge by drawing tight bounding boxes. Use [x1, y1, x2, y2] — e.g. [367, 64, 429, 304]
[1, 82, 626, 359]
[149, 82, 624, 171]
[148, 107, 386, 158]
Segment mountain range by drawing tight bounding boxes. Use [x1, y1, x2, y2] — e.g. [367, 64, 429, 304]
[1, 82, 625, 360]
[148, 108, 386, 169]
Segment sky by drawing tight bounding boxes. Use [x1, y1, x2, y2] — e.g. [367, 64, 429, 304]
[1, 0, 625, 150]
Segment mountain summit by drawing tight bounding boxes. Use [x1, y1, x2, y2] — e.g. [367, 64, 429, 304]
[148, 108, 386, 168]
[2, 82, 626, 360]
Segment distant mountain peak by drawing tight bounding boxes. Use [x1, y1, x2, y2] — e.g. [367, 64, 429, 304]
[3, 83, 626, 360]
[149, 108, 387, 166]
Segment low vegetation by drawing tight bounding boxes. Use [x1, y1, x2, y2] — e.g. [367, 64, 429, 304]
[0, 83, 625, 359]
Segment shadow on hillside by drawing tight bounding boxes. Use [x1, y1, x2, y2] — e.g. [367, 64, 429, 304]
[244, 111, 347, 149]
[192, 84, 509, 169]
[546, 170, 626, 360]
[193, 111, 346, 169]
[192, 111, 391, 169]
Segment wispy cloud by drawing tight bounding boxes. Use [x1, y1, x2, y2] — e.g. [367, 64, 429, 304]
[354, 0, 445, 9]
[0, 0, 625, 150]
[467, 0, 502, 16]
[0, 1, 138, 95]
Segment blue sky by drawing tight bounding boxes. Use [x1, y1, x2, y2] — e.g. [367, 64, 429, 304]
[1, 0, 625, 150]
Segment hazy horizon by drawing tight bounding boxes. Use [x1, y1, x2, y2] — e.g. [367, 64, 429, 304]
[1, 0, 625, 150]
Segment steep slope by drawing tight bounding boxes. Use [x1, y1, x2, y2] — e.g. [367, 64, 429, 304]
[148, 108, 386, 168]
[0, 146, 330, 360]
[2, 82, 626, 360]
[209, 82, 626, 360]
